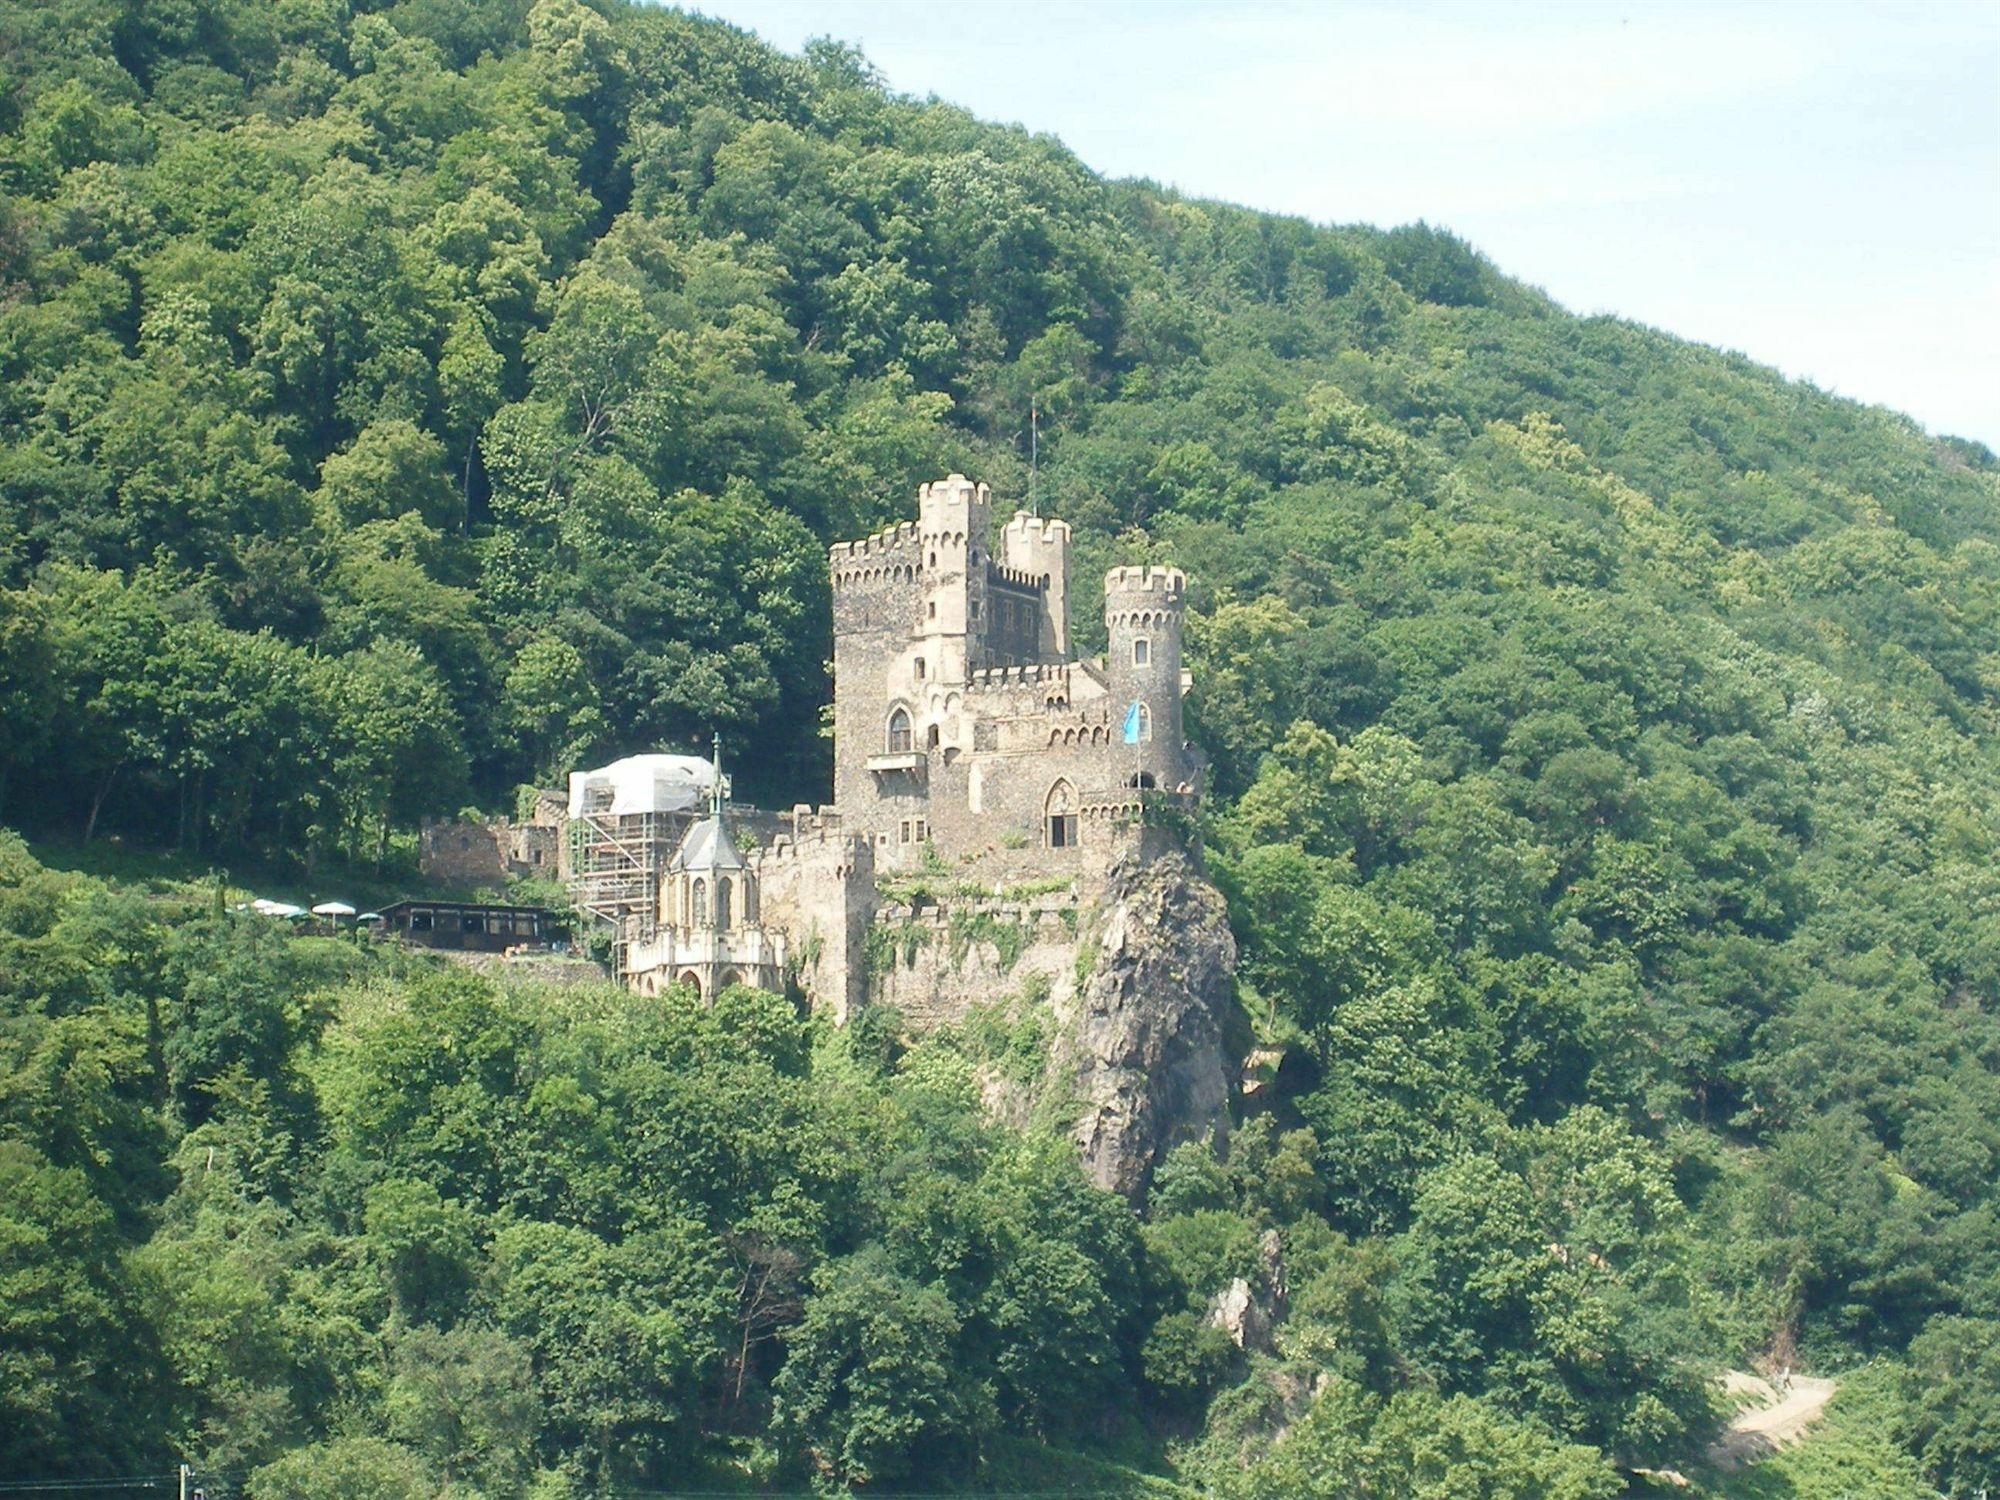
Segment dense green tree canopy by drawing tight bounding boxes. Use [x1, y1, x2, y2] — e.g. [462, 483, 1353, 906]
[0, 0, 1995, 1494]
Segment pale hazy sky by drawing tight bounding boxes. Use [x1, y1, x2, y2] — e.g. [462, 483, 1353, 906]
[687, 0, 2000, 450]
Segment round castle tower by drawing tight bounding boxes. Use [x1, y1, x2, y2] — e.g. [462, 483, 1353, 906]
[1103, 565, 1188, 790]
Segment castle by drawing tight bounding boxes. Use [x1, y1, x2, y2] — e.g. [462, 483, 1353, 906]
[620, 474, 1197, 1022]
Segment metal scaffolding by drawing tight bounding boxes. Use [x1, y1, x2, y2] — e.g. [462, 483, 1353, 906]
[563, 754, 718, 979]
[566, 806, 698, 978]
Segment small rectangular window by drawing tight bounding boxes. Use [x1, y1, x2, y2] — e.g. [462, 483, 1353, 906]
[900, 819, 913, 844]
[1133, 638, 1150, 666]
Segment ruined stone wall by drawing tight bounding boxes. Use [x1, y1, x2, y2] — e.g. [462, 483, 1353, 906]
[506, 823, 559, 876]
[421, 810, 567, 887]
[420, 821, 510, 885]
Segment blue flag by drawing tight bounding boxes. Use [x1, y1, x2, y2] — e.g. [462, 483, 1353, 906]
[1122, 701, 1143, 744]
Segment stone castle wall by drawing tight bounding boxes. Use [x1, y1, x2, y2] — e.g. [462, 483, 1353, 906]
[420, 818, 560, 886]
[421, 790, 567, 888]
[747, 812, 875, 1025]
[868, 894, 1085, 1032]
[421, 821, 510, 885]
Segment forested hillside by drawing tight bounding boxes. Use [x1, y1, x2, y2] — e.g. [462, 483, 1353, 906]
[1, 2, 1996, 1496]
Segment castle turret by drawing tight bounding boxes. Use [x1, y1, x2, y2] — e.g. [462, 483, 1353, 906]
[1103, 565, 1188, 789]
[1002, 511, 1070, 658]
[917, 473, 990, 680]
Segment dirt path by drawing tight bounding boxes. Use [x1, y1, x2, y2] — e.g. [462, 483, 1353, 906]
[1706, 1370, 1839, 1468]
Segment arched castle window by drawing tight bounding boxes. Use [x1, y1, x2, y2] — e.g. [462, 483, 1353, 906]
[914, 656, 926, 681]
[1136, 703, 1153, 742]
[887, 707, 912, 753]
[927, 724, 941, 750]
[1132, 638, 1150, 667]
[1046, 780, 1078, 849]
[742, 875, 759, 923]
[1127, 771, 1158, 789]
[717, 877, 733, 930]
[692, 879, 708, 925]
[678, 969, 703, 999]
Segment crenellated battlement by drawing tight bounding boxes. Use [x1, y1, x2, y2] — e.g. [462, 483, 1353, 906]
[918, 474, 990, 510]
[989, 562, 1047, 591]
[750, 806, 870, 880]
[830, 526, 926, 593]
[968, 662, 1066, 688]
[1103, 564, 1185, 598]
[829, 521, 920, 566]
[753, 829, 868, 864]
[1004, 512, 1070, 545]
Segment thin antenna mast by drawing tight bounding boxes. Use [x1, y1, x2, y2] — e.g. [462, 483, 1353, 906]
[1030, 404, 1039, 516]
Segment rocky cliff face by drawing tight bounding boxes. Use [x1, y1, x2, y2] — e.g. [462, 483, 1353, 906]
[1054, 845, 1239, 1199]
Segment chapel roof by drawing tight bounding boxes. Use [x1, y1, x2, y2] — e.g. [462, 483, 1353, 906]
[670, 812, 744, 874]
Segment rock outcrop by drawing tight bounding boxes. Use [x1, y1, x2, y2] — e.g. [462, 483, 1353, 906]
[1209, 1278, 1269, 1352]
[1209, 1230, 1287, 1352]
[1054, 845, 1238, 1199]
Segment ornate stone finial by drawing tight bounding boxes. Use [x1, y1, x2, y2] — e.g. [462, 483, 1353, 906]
[711, 730, 726, 818]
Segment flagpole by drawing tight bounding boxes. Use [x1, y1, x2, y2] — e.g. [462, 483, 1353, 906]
[1030, 404, 1039, 517]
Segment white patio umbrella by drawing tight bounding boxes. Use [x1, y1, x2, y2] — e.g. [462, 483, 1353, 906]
[311, 900, 358, 917]
[250, 899, 304, 918]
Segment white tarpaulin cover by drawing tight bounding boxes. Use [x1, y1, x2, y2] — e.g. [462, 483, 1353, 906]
[567, 754, 716, 819]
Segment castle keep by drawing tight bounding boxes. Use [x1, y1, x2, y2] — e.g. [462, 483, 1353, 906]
[620, 475, 1198, 1023]
[830, 474, 1196, 864]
